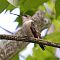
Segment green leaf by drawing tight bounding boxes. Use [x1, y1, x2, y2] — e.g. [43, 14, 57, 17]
[44, 32, 60, 43]
[6, 4, 16, 11]
[26, 55, 35, 60]
[55, 0, 60, 18]
[0, 0, 9, 13]
[7, 0, 20, 7]
[20, 0, 48, 15]
[25, 10, 35, 16]
[26, 45, 57, 60]
[39, 5, 45, 11]
[15, 16, 22, 27]
[52, 20, 60, 31]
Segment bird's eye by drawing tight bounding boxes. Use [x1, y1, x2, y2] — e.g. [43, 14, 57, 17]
[44, 20, 47, 23]
[44, 18, 49, 24]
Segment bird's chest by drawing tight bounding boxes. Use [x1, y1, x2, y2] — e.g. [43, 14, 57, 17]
[22, 22, 34, 37]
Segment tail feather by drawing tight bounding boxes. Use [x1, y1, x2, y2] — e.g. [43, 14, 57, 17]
[39, 44, 45, 50]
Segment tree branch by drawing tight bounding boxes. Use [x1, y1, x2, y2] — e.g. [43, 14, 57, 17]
[0, 34, 60, 48]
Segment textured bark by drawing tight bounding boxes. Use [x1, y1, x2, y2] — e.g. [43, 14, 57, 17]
[0, 34, 60, 48]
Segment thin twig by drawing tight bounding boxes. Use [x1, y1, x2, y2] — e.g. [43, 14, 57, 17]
[10, 12, 20, 16]
[0, 34, 60, 48]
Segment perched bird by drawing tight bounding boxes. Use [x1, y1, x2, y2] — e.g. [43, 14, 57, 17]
[22, 15, 45, 50]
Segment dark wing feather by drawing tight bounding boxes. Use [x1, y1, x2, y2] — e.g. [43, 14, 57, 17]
[30, 22, 38, 38]
[30, 22, 45, 50]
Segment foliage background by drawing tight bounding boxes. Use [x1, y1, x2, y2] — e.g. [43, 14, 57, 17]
[0, 0, 60, 60]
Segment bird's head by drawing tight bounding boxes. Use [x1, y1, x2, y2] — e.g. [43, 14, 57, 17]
[22, 15, 32, 23]
[32, 10, 51, 32]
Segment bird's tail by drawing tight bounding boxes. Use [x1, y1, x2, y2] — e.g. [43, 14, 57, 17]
[39, 44, 45, 50]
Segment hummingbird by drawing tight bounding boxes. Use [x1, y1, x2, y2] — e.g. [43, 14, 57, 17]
[22, 15, 45, 50]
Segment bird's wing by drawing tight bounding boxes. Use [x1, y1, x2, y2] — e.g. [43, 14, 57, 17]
[30, 22, 45, 50]
[30, 22, 39, 38]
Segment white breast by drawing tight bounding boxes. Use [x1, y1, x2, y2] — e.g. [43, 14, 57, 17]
[22, 20, 34, 37]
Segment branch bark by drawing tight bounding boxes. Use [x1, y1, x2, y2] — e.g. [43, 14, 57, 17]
[0, 34, 60, 48]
